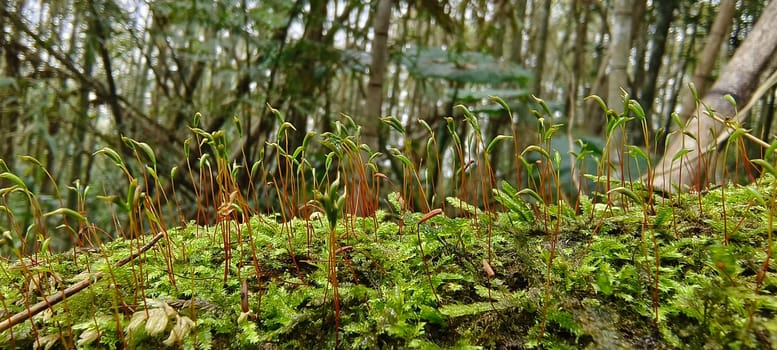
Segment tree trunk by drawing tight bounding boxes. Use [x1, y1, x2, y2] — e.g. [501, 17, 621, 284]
[509, 0, 527, 64]
[676, 0, 737, 122]
[638, 0, 678, 141]
[0, 0, 21, 180]
[606, 0, 633, 180]
[533, 0, 552, 96]
[286, 0, 327, 153]
[652, 0, 777, 194]
[364, 0, 392, 153]
[566, 0, 589, 127]
[629, 0, 647, 96]
[583, 2, 611, 135]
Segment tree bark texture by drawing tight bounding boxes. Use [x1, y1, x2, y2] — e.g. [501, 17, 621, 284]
[533, 0, 552, 97]
[638, 0, 678, 134]
[364, 0, 392, 153]
[677, 0, 737, 122]
[606, 0, 633, 172]
[653, 0, 777, 194]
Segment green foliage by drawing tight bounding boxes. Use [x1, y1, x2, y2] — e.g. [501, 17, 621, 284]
[2, 176, 775, 348]
[1, 98, 776, 348]
[397, 46, 532, 85]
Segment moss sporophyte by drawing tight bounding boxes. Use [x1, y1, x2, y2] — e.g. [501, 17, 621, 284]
[0, 103, 775, 348]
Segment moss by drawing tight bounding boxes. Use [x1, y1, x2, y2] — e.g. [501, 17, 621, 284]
[1, 178, 776, 349]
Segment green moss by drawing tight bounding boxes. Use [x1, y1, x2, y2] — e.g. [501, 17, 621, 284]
[1, 177, 776, 349]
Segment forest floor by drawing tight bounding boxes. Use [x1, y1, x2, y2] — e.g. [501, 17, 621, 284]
[1, 177, 776, 349]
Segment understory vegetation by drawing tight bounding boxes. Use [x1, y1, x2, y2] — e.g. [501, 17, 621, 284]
[0, 98, 776, 349]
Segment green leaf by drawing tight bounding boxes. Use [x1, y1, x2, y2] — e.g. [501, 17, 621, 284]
[709, 245, 739, 278]
[493, 187, 532, 222]
[451, 88, 529, 102]
[439, 302, 495, 317]
[397, 46, 532, 84]
[743, 186, 766, 207]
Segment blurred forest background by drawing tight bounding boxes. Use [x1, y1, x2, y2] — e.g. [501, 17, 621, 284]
[1, 0, 776, 246]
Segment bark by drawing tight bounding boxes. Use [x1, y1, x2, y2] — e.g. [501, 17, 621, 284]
[68, 8, 97, 212]
[567, 0, 590, 127]
[533, 0, 552, 96]
[629, 0, 647, 96]
[638, 0, 679, 140]
[286, 0, 326, 153]
[0, 0, 21, 175]
[653, 0, 777, 194]
[626, 0, 646, 144]
[509, 0, 527, 63]
[582, 2, 610, 135]
[364, 0, 392, 153]
[88, 0, 124, 135]
[565, 0, 591, 191]
[657, 15, 699, 154]
[606, 0, 633, 176]
[677, 0, 737, 122]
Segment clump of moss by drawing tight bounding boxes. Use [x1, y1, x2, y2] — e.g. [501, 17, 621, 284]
[1, 175, 776, 349]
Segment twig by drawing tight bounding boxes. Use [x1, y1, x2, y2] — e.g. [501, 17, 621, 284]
[0, 232, 165, 333]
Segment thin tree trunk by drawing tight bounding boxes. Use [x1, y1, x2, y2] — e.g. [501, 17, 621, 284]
[583, 2, 610, 135]
[286, 0, 326, 153]
[653, 0, 777, 193]
[68, 8, 96, 212]
[0, 0, 22, 181]
[638, 0, 679, 140]
[627, 0, 647, 143]
[629, 0, 647, 94]
[533, 0, 552, 96]
[677, 0, 737, 122]
[509, 0, 527, 64]
[658, 14, 698, 154]
[88, 0, 124, 136]
[567, 0, 590, 128]
[606, 0, 633, 180]
[364, 0, 392, 153]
